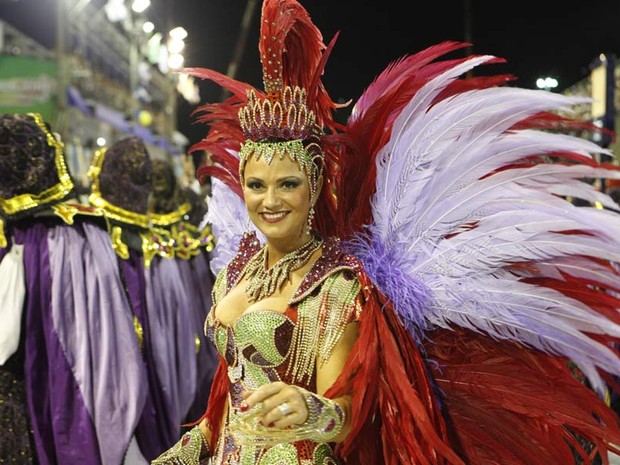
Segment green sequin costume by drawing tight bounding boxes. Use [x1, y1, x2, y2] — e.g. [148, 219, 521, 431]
[204, 233, 361, 464]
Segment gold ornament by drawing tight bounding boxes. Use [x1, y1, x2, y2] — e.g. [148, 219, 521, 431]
[243, 236, 322, 302]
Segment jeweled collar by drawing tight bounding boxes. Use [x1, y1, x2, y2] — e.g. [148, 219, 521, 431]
[226, 231, 362, 303]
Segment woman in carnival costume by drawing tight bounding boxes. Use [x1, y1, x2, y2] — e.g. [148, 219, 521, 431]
[153, 1, 620, 463]
[0, 114, 146, 465]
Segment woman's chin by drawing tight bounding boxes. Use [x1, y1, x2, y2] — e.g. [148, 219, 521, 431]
[260, 229, 291, 243]
[257, 226, 304, 246]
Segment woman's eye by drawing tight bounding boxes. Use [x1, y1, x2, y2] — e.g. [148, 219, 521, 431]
[282, 181, 300, 189]
[247, 182, 264, 190]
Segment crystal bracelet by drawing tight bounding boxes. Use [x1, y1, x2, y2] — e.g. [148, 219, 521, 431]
[151, 425, 211, 465]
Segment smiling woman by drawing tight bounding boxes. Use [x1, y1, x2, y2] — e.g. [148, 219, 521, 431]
[153, 0, 620, 464]
[243, 154, 319, 254]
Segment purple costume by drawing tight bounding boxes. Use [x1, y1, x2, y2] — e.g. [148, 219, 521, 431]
[0, 114, 146, 464]
[149, 159, 217, 425]
[90, 139, 216, 460]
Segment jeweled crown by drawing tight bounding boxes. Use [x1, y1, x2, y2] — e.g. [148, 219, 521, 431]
[238, 86, 320, 142]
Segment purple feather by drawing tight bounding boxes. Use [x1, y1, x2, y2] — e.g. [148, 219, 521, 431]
[345, 229, 431, 342]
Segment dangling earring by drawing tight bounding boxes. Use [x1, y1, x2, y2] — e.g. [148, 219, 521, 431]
[243, 216, 253, 238]
[307, 206, 315, 233]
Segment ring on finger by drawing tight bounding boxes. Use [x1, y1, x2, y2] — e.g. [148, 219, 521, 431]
[278, 402, 292, 417]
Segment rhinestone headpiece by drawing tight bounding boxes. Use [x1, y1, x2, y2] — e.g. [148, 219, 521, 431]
[237, 87, 325, 200]
[238, 87, 320, 142]
[189, 0, 340, 217]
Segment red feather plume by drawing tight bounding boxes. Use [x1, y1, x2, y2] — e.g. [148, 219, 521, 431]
[426, 327, 620, 465]
[258, 0, 340, 131]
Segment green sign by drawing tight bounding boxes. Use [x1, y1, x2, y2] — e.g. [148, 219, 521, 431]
[0, 55, 57, 120]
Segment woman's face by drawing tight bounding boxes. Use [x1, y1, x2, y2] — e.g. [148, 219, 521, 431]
[243, 153, 314, 248]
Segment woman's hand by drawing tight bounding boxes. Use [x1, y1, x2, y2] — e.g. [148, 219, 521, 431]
[240, 381, 308, 429]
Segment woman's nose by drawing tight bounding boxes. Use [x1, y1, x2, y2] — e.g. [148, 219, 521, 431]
[262, 186, 279, 207]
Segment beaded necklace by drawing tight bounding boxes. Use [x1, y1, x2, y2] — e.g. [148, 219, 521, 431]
[243, 235, 322, 302]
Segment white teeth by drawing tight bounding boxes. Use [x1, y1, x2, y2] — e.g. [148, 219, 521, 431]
[262, 212, 287, 219]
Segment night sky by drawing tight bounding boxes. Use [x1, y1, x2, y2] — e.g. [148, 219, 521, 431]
[174, 1, 620, 147]
[2, 0, 619, 148]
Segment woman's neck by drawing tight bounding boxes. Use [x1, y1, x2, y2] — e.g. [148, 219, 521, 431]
[266, 233, 314, 268]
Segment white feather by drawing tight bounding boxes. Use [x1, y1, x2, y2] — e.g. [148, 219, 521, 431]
[427, 277, 620, 394]
[365, 58, 620, 394]
[202, 178, 264, 276]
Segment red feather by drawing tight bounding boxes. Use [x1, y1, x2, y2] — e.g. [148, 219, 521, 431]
[327, 272, 465, 465]
[259, 0, 320, 91]
[196, 165, 243, 199]
[182, 67, 257, 102]
[258, 0, 340, 131]
[187, 357, 229, 452]
[426, 327, 620, 465]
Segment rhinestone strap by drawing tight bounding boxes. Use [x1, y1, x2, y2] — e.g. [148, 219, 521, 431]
[296, 386, 345, 442]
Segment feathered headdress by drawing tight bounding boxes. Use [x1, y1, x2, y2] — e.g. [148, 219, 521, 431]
[185, 0, 344, 235]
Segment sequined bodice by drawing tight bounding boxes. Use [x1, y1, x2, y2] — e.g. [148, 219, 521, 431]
[202, 237, 362, 465]
[206, 309, 298, 389]
[205, 309, 341, 465]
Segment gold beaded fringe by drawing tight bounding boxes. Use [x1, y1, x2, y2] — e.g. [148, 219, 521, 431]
[243, 236, 323, 302]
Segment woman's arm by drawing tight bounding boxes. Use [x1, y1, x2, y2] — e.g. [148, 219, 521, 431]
[240, 321, 358, 443]
[313, 321, 357, 442]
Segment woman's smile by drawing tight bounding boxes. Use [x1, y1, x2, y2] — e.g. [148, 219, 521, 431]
[242, 154, 314, 250]
[260, 211, 290, 223]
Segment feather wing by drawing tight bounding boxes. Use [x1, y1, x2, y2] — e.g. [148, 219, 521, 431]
[348, 49, 620, 395]
[425, 327, 620, 464]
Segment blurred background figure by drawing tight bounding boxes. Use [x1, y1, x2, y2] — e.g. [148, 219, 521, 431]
[89, 137, 217, 461]
[89, 136, 180, 462]
[0, 113, 146, 465]
[149, 158, 217, 425]
[150, 159, 188, 218]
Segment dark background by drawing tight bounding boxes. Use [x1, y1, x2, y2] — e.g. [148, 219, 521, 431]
[174, 1, 620, 147]
[2, 1, 619, 148]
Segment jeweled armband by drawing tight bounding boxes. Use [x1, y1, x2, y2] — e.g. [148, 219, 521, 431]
[151, 425, 211, 465]
[296, 387, 345, 443]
